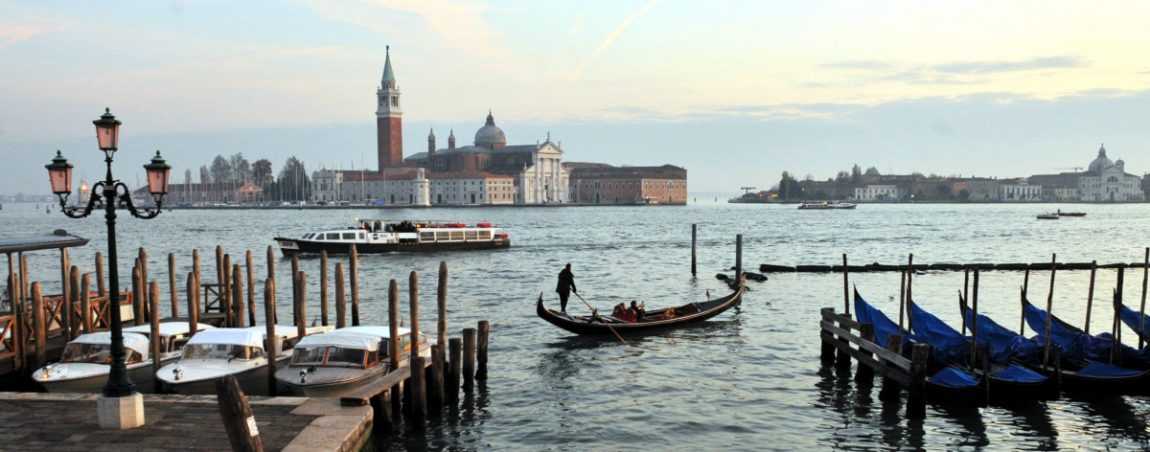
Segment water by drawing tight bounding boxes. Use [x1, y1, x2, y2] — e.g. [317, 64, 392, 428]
[4, 202, 1150, 450]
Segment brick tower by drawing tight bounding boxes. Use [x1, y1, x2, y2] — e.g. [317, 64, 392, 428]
[376, 46, 403, 170]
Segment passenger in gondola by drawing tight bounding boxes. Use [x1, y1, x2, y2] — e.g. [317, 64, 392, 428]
[630, 301, 645, 321]
[556, 263, 577, 313]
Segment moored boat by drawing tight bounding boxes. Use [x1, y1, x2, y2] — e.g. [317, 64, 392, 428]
[276, 326, 432, 397]
[32, 322, 213, 393]
[156, 325, 320, 395]
[275, 219, 510, 257]
[536, 286, 745, 336]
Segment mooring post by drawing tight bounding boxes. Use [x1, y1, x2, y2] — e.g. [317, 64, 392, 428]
[1084, 261, 1097, 334]
[1139, 248, 1149, 350]
[878, 335, 903, 402]
[32, 282, 46, 368]
[898, 270, 906, 330]
[233, 264, 245, 327]
[819, 307, 836, 365]
[1112, 268, 1126, 365]
[448, 337, 462, 403]
[463, 327, 477, 392]
[132, 264, 145, 325]
[409, 271, 426, 423]
[187, 272, 199, 336]
[245, 250, 256, 327]
[8, 273, 23, 371]
[334, 263, 347, 328]
[1042, 254, 1057, 366]
[215, 246, 224, 300]
[138, 247, 149, 320]
[215, 375, 265, 452]
[435, 262, 448, 407]
[907, 343, 930, 420]
[290, 255, 300, 325]
[429, 344, 444, 415]
[960, 268, 970, 333]
[690, 224, 697, 277]
[80, 273, 92, 334]
[95, 251, 106, 298]
[266, 246, 277, 325]
[67, 265, 79, 339]
[477, 320, 490, 381]
[842, 253, 850, 316]
[264, 278, 278, 396]
[168, 253, 179, 320]
[296, 271, 307, 339]
[735, 234, 743, 284]
[855, 323, 875, 388]
[350, 245, 360, 326]
[59, 249, 71, 339]
[223, 254, 233, 326]
[320, 251, 329, 326]
[388, 279, 402, 420]
[149, 281, 162, 392]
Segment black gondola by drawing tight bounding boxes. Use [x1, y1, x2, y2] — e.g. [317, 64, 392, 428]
[536, 286, 745, 336]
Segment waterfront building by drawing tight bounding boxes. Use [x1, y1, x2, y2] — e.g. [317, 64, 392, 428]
[567, 163, 687, 205]
[852, 185, 901, 201]
[1027, 172, 1080, 201]
[999, 180, 1042, 201]
[948, 178, 1000, 201]
[427, 171, 516, 205]
[1078, 145, 1144, 202]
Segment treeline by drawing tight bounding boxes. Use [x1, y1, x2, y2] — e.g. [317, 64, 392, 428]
[180, 153, 313, 202]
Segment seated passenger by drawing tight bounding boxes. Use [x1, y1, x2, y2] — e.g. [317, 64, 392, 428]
[630, 301, 645, 321]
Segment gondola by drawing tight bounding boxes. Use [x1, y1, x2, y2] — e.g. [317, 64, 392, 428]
[536, 286, 745, 336]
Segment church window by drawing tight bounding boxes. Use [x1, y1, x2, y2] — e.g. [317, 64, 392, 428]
[390, 96, 399, 107]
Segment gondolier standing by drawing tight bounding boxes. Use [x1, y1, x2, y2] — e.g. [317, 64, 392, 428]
[556, 263, 577, 313]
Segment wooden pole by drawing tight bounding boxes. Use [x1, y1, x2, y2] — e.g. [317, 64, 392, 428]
[969, 270, 980, 367]
[437, 262, 448, 354]
[245, 250, 256, 327]
[67, 265, 79, 339]
[878, 335, 903, 402]
[350, 245, 360, 326]
[335, 263, 346, 328]
[80, 273, 92, 334]
[264, 278, 278, 396]
[429, 344, 444, 415]
[1084, 261, 1097, 334]
[1139, 248, 1149, 349]
[187, 272, 199, 336]
[168, 253, 179, 319]
[961, 268, 970, 333]
[409, 271, 420, 362]
[905, 254, 914, 331]
[139, 248, 150, 321]
[8, 273, 23, 371]
[476, 320, 490, 381]
[387, 279, 401, 424]
[462, 328, 476, 392]
[408, 271, 425, 423]
[319, 251, 329, 326]
[295, 271, 307, 339]
[897, 269, 906, 330]
[215, 375, 266, 452]
[735, 234, 743, 287]
[149, 281, 162, 391]
[855, 323, 875, 387]
[1042, 254, 1057, 366]
[1020, 266, 1031, 335]
[448, 337, 462, 403]
[223, 254, 233, 326]
[409, 355, 427, 423]
[1112, 269, 1125, 364]
[690, 224, 697, 277]
[907, 343, 930, 420]
[19, 254, 29, 370]
[132, 264, 145, 325]
[291, 255, 300, 327]
[841, 253, 849, 315]
[215, 245, 224, 293]
[32, 282, 46, 368]
[59, 248, 71, 339]
[233, 264, 245, 327]
[265, 246, 276, 324]
[95, 251, 106, 298]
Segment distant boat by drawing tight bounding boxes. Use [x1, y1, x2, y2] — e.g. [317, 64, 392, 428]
[1036, 213, 1059, 220]
[798, 201, 856, 210]
[1056, 209, 1086, 217]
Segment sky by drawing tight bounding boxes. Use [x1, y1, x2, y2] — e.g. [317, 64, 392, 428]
[3, 0, 1150, 194]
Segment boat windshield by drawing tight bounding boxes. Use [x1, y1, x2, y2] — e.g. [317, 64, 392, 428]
[327, 347, 366, 368]
[182, 344, 262, 361]
[61, 343, 112, 364]
[290, 346, 366, 368]
[291, 347, 326, 366]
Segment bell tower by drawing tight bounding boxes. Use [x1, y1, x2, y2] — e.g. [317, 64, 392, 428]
[376, 46, 403, 170]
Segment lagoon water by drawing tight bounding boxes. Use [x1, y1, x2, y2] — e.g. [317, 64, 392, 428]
[4, 201, 1150, 450]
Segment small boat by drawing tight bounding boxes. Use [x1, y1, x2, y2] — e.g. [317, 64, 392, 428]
[798, 201, 857, 210]
[275, 219, 510, 257]
[1056, 210, 1086, 217]
[1036, 213, 1059, 220]
[276, 326, 431, 398]
[536, 286, 745, 336]
[156, 325, 317, 395]
[32, 322, 212, 393]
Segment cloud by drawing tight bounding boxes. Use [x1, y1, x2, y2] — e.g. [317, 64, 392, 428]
[932, 56, 1086, 75]
[0, 23, 58, 47]
[818, 60, 894, 71]
[571, 0, 659, 81]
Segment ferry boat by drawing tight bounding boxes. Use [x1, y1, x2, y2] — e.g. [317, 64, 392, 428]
[274, 220, 511, 257]
[275, 326, 431, 398]
[797, 201, 857, 210]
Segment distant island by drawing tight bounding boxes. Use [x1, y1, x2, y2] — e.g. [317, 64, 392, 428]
[735, 144, 1149, 203]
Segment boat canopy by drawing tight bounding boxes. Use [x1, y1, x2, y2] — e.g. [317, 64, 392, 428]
[852, 291, 906, 350]
[297, 332, 380, 351]
[1116, 302, 1150, 342]
[188, 328, 265, 348]
[961, 303, 1042, 364]
[246, 325, 300, 340]
[124, 322, 214, 337]
[336, 325, 409, 339]
[71, 332, 151, 356]
[908, 300, 970, 364]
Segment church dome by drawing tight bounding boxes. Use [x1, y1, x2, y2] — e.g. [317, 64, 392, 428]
[474, 111, 507, 149]
[1087, 144, 1112, 173]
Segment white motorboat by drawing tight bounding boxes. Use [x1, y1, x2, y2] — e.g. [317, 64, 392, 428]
[32, 322, 212, 392]
[156, 325, 317, 395]
[276, 326, 431, 398]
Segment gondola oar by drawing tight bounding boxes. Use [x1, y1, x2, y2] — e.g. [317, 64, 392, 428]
[574, 292, 627, 345]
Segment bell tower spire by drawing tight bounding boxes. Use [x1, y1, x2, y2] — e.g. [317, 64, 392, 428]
[376, 45, 403, 170]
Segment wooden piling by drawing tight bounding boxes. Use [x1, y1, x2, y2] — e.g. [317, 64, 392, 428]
[67, 265, 79, 339]
[735, 234, 743, 285]
[295, 272, 307, 340]
[409, 272, 420, 361]
[335, 263, 346, 329]
[437, 262, 448, 355]
[387, 279, 402, 425]
[690, 224, 697, 277]
[855, 323, 875, 387]
[1139, 248, 1149, 350]
[429, 344, 444, 414]
[906, 343, 930, 419]
[59, 249, 71, 339]
[819, 307, 836, 365]
[233, 264, 245, 327]
[215, 245, 224, 297]
[1042, 254, 1057, 366]
[905, 254, 914, 331]
[291, 256, 300, 326]
[265, 246, 276, 324]
[80, 273, 92, 334]
[960, 269, 970, 333]
[245, 250, 256, 327]
[835, 261, 851, 370]
[969, 270, 980, 367]
[8, 273, 23, 371]
[132, 264, 145, 325]
[897, 270, 906, 330]
[95, 251, 106, 298]
[878, 335, 903, 402]
[841, 254, 849, 315]
[462, 328, 476, 392]
[320, 251, 329, 326]
[187, 272, 199, 335]
[215, 375, 265, 452]
[1084, 261, 1097, 334]
[168, 253, 180, 319]
[448, 337, 462, 403]
[1112, 268, 1125, 364]
[223, 255, 233, 326]
[138, 248, 149, 320]
[149, 281, 162, 391]
[32, 282, 46, 368]
[350, 245, 360, 326]
[408, 270, 426, 422]
[264, 278, 278, 396]
[409, 355, 427, 423]
[477, 320, 490, 381]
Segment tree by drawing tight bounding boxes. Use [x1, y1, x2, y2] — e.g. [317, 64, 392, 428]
[252, 159, 273, 185]
[834, 171, 850, 183]
[210, 155, 231, 186]
[275, 156, 311, 202]
[199, 165, 211, 184]
[864, 166, 881, 177]
[229, 153, 251, 183]
[851, 164, 862, 183]
[778, 171, 803, 200]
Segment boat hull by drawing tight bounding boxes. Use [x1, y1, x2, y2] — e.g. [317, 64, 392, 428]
[276, 369, 384, 398]
[38, 362, 163, 393]
[162, 359, 286, 396]
[275, 237, 510, 257]
[536, 287, 744, 336]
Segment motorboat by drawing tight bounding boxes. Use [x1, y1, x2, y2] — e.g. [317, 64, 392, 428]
[1036, 213, 1059, 220]
[276, 326, 431, 397]
[1056, 209, 1086, 217]
[275, 219, 510, 257]
[156, 325, 323, 395]
[798, 201, 857, 210]
[32, 322, 213, 392]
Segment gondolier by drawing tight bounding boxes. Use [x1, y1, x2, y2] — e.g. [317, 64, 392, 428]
[556, 263, 577, 313]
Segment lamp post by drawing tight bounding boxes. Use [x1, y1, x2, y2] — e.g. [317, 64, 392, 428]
[45, 108, 171, 429]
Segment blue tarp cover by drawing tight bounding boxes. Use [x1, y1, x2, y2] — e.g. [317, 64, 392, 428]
[991, 364, 1047, 384]
[1116, 302, 1150, 342]
[853, 292, 906, 350]
[1077, 361, 1146, 379]
[961, 305, 1043, 364]
[908, 301, 969, 365]
[930, 366, 980, 389]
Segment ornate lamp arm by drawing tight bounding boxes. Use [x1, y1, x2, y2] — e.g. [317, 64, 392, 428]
[59, 181, 106, 219]
[114, 182, 163, 219]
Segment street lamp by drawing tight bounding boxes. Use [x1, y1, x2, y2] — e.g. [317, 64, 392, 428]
[45, 108, 171, 430]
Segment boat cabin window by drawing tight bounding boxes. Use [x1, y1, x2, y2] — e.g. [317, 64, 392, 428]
[342, 232, 356, 240]
[450, 231, 464, 241]
[465, 230, 477, 241]
[419, 232, 435, 242]
[291, 347, 326, 366]
[478, 230, 492, 240]
[290, 346, 367, 368]
[326, 233, 340, 240]
[62, 343, 113, 364]
[170, 335, 189, 352]
[302, 233, 314, 240]
[436, 231, 450, 241]
[182, 344, 264, 361]
[327, 348, 367, 367]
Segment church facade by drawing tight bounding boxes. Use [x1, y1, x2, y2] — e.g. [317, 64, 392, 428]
[1078, 145, 1144, 202]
